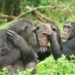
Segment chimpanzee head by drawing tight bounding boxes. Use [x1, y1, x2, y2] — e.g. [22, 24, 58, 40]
[32, 22, 52, 47]
[61, 22, 75, 40]
[9, 18, 37, 46]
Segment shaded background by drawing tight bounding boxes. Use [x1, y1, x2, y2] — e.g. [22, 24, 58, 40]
[0, 0, 75, 29]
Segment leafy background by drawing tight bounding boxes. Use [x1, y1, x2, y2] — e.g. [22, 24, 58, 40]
[0, 0, 75, 75]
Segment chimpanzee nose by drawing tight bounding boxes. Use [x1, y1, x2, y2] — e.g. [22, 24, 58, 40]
[64, 30, 67, 32]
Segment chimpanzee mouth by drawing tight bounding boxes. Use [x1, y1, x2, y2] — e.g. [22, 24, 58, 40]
[61, 34, 69, 40]
[39, 46, 48, 53]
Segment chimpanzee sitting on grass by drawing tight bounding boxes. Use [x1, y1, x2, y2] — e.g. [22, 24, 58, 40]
[34, 22, 75, 60]
[47, 22, 75, 60]
[33, 22, 52, 60]
[0, 19, 38, 74]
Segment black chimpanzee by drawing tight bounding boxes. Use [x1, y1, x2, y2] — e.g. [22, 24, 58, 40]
[0, 19, 38, 74]
[47, 22, 75, 60]
[33, 22, 52, 60]
[34, 22, 75, 60]
[61, 22, 75, 59]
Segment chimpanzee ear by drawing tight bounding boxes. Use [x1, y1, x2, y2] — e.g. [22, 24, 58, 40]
[31, 26, 39, 33]
[22, 25, 28, 31]
[51, 25, 57, 31]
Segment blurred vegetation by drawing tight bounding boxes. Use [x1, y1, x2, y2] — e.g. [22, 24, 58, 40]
[0, 0, 75, 27]
[0, 0, 75, 75]
[1, 55, 75, 75]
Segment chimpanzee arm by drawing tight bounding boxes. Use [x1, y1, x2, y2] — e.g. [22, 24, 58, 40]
[48, 32, 63, 60]
[0, 49, 21, 67]
[7, 30, 35, 62]
[63, 38, 75, 59]
[7, 30, 34, 54]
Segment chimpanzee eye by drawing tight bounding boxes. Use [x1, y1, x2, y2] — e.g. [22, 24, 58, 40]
[64, 26, 66, 28]
[52, 28, 56, 31]
[64, 25, 71, 29]
[43, 33, 47, 36]
[52, 28, 57, 31]
[67, 26, 71, 28]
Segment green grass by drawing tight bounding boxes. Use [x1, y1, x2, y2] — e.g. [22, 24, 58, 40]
[1, 55, 75, 75]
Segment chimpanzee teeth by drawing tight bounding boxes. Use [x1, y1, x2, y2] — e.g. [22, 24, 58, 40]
[44, 47, 47, 51]
[39, 47, 41, 51]
[39, 47, 43, 53]
[39, 47, 47, 53]
[42, 47, 45, 52]
[43, 47, 47, 52]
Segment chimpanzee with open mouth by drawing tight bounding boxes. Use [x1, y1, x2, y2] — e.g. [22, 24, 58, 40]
[33, 22, 52, 61]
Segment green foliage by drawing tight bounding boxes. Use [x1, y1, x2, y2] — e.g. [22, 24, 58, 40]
[0, 0, 75, 26]
[1, 55, 75, 75]
[19, 0, 75, 24]
[0, 0, 75, 75]
[0, 67, 10, 75]
[35, 55, 75, 75]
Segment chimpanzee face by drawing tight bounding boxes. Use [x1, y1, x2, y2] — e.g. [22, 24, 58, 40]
[61, 22, 73, 40]
[20, 25, 38, 46]
[37, 28, 49, 47]
[33, 23, 52, 47]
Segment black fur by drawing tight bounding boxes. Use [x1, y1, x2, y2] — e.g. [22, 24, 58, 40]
[0, 19, 37, 74]
[48, 23, 75, 60]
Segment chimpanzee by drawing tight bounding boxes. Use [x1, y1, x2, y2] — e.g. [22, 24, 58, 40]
[0, 19, 38, 74]
[33, 22, 52, 60]
[61, 22, 75, 59]
[47, 22, 75, 60]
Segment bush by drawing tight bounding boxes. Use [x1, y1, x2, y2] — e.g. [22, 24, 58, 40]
[35, 55, 75, 75]
[1, 55, 75, 75]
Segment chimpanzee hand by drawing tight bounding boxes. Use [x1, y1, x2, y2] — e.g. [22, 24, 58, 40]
[7, 30, 35, 61]
[7, 30, 26, 48]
